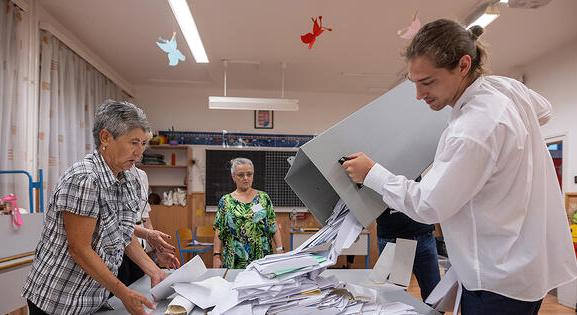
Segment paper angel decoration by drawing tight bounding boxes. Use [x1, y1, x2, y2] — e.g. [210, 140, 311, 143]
[156, 32, 186, 66]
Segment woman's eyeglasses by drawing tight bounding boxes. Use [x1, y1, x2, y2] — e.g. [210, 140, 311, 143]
[235, 172, 254, 178]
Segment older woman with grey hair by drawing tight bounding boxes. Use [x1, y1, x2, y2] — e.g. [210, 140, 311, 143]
[213, 157, 284, 269]
[22, 100, 166, 315]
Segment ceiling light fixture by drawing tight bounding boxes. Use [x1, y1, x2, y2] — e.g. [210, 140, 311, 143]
[467, 3, 500, 29]
[167, 0, 209, 63]
[209, 61, 299, 111]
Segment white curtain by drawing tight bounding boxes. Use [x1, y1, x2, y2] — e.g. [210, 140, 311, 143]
[0, 0, 29, 209]
[37, 30, 129, 200]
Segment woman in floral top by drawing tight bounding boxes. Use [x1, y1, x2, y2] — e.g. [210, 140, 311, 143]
[213, 158, 284, 269]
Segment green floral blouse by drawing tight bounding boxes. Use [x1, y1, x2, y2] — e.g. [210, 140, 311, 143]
[214, 191, 277, 269]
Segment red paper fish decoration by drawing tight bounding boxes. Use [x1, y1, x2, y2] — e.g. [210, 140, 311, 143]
[300, 16, 332, 49]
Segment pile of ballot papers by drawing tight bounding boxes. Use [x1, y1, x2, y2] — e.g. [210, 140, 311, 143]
[161, 200, 420, 315]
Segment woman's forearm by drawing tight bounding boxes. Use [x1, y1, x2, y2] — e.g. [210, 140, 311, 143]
[213, 229, 222, 253]
[125, 236, 162, 277]
[273, 225, 283, 250]
[63, 212, 130, 298]
[143, 218, 153, 230]
[133, 225, 149, 239]
[69, 242, 129, 297]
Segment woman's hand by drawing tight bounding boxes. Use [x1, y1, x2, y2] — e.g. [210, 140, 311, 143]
[118, 288, 156, 315]
[145, 229, 175, 253]
[213, 255, 222, 268]
[156, 251, 180, 269]
[149, 269, 168, 288]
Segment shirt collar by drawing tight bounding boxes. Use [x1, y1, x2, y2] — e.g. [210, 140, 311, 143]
[453, 75, 484, 112]
[92, 150, 126, 189]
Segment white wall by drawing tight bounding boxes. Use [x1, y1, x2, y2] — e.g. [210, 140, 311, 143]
[523, 38, 577, 192]
[134, 85, 376, 135]
[135, 85, 377, 197]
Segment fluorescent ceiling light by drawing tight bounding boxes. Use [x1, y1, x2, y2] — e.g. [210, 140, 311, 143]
[167, 0, 209, 63]
[467, 5, 500, 29]
[209, 96, 299, 111]
[209, 61, 299, 111]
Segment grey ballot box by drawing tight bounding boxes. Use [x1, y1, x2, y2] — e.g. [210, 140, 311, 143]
[285, 81, 451, 227]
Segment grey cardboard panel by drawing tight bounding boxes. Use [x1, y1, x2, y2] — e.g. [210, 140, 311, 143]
[0, 213, 44, 259]
[285, 150, 340, 224]
[285, 81, 450, 227]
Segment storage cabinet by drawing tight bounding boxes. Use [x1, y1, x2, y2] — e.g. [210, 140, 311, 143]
[140, 145, 193, 253]
[139, 145, 192, 196]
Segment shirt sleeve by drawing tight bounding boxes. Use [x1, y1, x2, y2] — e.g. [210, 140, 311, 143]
[141, 202, 151, 219]
[52, 173, 99, 218]
[364, 135, 496, 224]
[214, 196, 227, 238]
[136, 168, 151, 219]
[527, 88, 552, 126]
[262, 192, 277, 235]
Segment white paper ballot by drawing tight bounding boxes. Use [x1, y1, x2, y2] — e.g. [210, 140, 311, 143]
[333, 211, 363, 253]
[425, 267, 462, 313]
[151, 255, 207, 301]
[173, 276, 232, 310]
[165, 294, 195, 315]
[369, 242, 395, 283]
[344, 283, 377, 302]
[388, 238, 417, 287]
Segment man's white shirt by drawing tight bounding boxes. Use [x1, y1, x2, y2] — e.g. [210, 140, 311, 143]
[364, 76, 577, 301]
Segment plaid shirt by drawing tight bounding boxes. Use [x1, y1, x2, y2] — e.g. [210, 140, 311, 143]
[22, 151, 143, 314]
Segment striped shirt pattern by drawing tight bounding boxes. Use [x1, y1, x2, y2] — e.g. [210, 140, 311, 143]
[22, 151, 143, 314]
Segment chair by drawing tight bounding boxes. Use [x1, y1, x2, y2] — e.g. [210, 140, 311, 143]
[176, 226, 214, 264]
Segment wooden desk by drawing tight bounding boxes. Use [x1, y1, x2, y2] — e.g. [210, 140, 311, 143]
[289, 228, 370, 268]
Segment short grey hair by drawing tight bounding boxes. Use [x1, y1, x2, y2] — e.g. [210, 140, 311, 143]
[92, 99, 151, 148]
[230, 158, 254, 175]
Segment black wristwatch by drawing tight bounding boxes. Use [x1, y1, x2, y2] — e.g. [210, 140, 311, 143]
[213, 252, 222, 256]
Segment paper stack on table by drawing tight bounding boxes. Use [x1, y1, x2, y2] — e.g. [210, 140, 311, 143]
[160, 200, 419, 314]
[152, 255, 208, 301]
[182, 199, 420, 315]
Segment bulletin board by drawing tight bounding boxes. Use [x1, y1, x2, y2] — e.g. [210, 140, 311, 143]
[205, 149, 304, 210]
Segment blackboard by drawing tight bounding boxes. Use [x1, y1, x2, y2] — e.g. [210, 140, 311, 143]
[205, 150, 304, 208]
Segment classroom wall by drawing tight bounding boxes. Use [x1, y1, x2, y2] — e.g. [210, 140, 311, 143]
[134, 85, 376, 135]
[522, 37, 577, 193]
[31, 0, 577, 198]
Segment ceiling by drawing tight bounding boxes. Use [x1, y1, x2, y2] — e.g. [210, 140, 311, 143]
[40, 0, 577, 96]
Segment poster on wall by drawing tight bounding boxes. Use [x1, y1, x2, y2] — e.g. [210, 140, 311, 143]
[254, 110, 274, 129]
